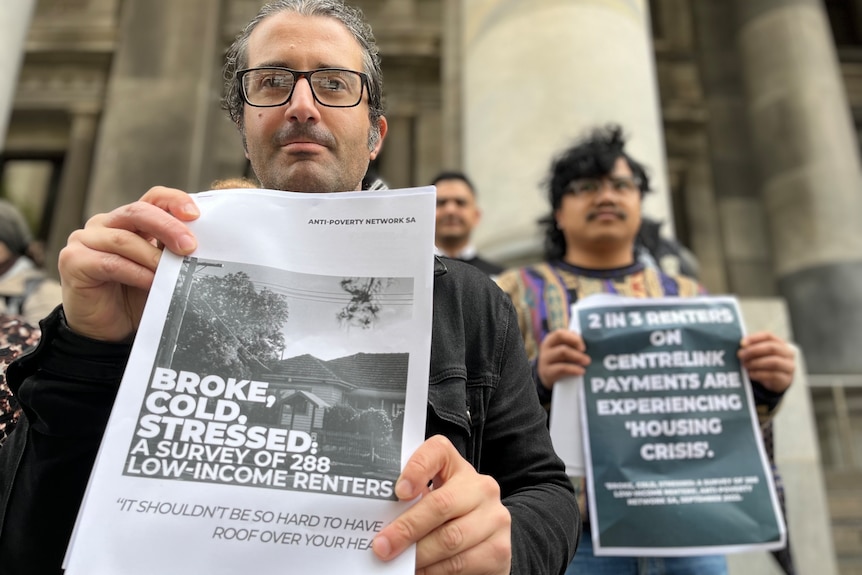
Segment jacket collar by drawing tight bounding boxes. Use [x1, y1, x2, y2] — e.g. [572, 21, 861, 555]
[434, 255, 448, 277]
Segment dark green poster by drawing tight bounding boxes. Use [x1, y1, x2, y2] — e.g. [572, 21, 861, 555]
[559, 295, 785, 556]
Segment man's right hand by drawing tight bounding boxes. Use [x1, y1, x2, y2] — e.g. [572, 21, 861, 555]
[58, 186, 200, 342]
[373, 435, 511, 575]
[536, 329, 591, 389]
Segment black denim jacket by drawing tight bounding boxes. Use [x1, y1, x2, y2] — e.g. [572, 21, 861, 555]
[0, 258, 578, 574]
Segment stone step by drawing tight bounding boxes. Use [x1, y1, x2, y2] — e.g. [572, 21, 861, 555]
[833, 523, 862, 555]
[826, 470, 862, 492]
[836, 559, 862, 575]
[830, 493, 862, 521]
[825, 470, 862, 574]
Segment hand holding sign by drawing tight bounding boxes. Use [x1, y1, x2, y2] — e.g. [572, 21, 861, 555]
[59, 186, 200, 342]
[537, 329, 591, 389]
[373, 435, 511, 575]
[738, 332, 795, 394]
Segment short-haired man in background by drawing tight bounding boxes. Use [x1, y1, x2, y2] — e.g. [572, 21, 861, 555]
[497, 125, 795, 575]
[432, 171, 503, 275]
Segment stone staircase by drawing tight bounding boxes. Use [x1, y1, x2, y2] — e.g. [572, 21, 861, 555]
[828, 471, 862, 575]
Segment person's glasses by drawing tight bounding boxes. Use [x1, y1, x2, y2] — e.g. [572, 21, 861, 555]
[565, 176, 642, 197]
[237, 67, 368, 108]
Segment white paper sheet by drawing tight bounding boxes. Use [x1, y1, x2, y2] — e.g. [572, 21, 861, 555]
[64, 187, 436, 575]
[548, 374, 586, 477]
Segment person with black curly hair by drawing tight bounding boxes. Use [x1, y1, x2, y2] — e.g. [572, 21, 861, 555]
[498, 125, 796, 575]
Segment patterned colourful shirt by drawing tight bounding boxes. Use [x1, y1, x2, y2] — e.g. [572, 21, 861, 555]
[497, 260, 704, 391]
[0, 314, 40, 446]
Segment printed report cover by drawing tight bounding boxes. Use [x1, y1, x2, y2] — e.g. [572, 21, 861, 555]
[64, 187, 436, 575]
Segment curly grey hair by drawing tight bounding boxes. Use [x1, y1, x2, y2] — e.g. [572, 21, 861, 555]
[222, 0, 385, 150]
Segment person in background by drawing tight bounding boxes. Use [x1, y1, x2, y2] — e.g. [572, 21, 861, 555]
[497, 124, 795, 575]
[0, 1, 578, 574]
[0, 200, 62, 324]
[432, 170, 503, 276]
[0, 202, 59, 452]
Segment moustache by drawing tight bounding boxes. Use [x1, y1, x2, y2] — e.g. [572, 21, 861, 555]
[586, 208, 626, 221]
[273, 124, 336, 148]
[439, 216, 465, 226]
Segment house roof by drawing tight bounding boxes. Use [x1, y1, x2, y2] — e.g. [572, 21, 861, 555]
[280, 389, 330, 409]
[327, 353, 409, 393]
[269, 354, 342, 382]
[268, 352, 408, 393]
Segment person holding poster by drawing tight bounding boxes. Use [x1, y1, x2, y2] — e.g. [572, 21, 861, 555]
[496, 125, 795, 574]
[0, 2, 578, 574]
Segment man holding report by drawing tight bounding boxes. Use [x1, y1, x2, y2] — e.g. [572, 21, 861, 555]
[0, 1, 578, 574]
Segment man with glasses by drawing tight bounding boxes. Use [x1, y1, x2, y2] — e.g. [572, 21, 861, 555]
[0, 1, 578, 574]
[497, 125, 796, 575]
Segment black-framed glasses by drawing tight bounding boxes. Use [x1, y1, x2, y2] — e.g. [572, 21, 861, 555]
[565, 176, 642, 197]
[237, 67, 368, 108]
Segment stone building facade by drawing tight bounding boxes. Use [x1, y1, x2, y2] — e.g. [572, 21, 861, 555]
[3, 0, 862, 572]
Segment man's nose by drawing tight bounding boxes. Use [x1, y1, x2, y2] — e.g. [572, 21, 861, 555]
[595, 180, 619, 201]
[283, 78, 320, 122]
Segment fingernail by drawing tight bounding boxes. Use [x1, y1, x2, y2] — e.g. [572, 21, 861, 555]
[373, 535, 392, 559]
[182, 203, 200, 217]
[178, 234, 197, 252]
[395, 479, 413, 499]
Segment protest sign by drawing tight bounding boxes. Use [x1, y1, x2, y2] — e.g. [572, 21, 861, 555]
[64, 187, 435, 574]
[551, 294, 786, 556]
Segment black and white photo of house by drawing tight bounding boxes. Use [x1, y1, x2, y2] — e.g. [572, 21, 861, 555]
[145, 256, 415, 484]
[264, 351, 408, 475]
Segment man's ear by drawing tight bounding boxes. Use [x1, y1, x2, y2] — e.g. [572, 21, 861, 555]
[370, 116, 388, 160]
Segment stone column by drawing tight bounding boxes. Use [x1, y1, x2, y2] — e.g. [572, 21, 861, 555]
[86, 0, 227, 214]
[440, 0, 462, 168]
[382, 0, 415, 23]
[680, 141, 728, 292]
[692, 1, 773, 296]
[0, 0, 37, 150]
[735, 0, 862, 375]
[462, 0, 674, 263]
[378, 115, 413, 189]
[45, 108, 100, 276]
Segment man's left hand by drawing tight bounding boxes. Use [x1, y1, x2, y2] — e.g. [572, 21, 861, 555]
[372, 435, 511, 575]
[738, 331, 795, 394]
